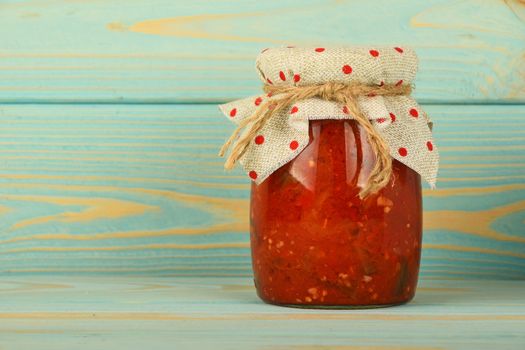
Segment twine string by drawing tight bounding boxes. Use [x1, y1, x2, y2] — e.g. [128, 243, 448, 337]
[218, 82, 412, 198]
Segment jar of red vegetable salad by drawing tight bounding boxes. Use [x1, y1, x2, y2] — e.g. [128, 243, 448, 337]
[219, 46, 439, 308]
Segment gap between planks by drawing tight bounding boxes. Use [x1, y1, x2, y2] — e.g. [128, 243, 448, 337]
[1, 101, 525, 106]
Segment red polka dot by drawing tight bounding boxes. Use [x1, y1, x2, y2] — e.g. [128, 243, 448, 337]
[289, 140, 299, 150]
[229, 108, 237, 117]
[342, 65, 353, 74]
[254, 135, 265, 145]
[267, 92, 273, 97]
[293, 74, 301, 83]
[369, 49, 379, 57]
[395, 80, 403, 86]
[342, 106, 349, 114]
[249, 171, 258, 180]
[377, 118, 386, 123]
[266, 78, 273, 85]
[279, 71, 286, 81]
[394, 47, 404, 53]
[398, 147, 408, 157]
[367, 93, 377, 97]
[426, 141, 434, 151]
[315, 48, 325, 52]
[389, 112, 396, 122]
[254, 97, 262, 106]
[409, 108, 419, 118]
[290, 106, 299, 114]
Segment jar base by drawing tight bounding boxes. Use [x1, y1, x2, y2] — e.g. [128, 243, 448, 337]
[259, 297, 413, 310]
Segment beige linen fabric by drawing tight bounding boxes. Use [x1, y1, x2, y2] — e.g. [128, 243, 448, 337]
[219, 46, 439, 187]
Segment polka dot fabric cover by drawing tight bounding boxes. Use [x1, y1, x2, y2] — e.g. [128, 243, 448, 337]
[218, 46, 439, 187]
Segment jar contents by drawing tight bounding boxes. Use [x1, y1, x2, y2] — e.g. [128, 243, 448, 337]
[250, 119, 422, 308]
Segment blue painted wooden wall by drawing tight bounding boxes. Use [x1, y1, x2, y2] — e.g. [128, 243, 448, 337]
[0, 0, 524, 279]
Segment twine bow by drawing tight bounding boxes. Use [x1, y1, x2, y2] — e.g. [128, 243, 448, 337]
[219, 82, 413, 198]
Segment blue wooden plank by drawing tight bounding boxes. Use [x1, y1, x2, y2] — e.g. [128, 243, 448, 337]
[0, 0, 523, 103]
[0, 103, 523, 278]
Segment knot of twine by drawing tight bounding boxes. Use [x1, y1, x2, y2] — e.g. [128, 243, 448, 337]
[219, 82, 412, 198]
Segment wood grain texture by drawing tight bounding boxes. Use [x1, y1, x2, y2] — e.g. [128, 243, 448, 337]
[0, 104, 523, 278]
[0, 0, 524, 104]
[0, 276, 524, 350]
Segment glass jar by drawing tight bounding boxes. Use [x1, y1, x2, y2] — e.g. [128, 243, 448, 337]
[250, 119, 422, 308]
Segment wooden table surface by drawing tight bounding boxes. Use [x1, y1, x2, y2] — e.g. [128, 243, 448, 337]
[1, 276, 524, 350]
